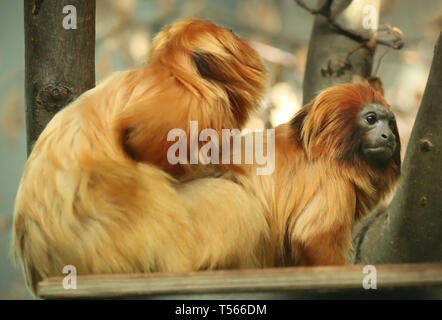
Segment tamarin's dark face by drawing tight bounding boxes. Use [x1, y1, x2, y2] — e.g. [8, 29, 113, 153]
[289, 83, 401, 172]
[357, 103, 400, 167]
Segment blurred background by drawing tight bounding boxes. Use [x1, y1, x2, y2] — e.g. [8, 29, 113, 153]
[0, 0, 441, 299]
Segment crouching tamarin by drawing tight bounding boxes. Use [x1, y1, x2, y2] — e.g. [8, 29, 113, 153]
[12, 19, 268, 295]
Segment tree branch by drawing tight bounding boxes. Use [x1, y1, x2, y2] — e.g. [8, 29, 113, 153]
[25, 0, 96, 154]
[351, 31, 442, 264]
[294, 0, 404, 50]
[301, 0, 381, 104]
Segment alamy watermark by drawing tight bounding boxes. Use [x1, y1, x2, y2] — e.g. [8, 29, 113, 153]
[62, 265, 77, 290]
[167, 121, 276, 175]
[362, 5, 378, 30]
[362, 265, 377, 289]
[62, 5, 77, 30]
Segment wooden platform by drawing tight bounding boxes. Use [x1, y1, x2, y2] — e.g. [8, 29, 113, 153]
[37, 263, 442, 299]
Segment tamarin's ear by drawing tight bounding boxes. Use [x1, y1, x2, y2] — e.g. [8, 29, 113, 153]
[193, 52, 230, 83]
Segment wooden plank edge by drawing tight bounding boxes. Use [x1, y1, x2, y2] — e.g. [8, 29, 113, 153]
[37, 263, 442, 299]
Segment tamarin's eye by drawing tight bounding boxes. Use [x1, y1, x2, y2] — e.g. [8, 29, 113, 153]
[366, 114, 377, 125]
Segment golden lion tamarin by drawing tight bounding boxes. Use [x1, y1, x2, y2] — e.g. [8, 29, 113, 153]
[12, 18, 400, 296]
[232, 83, 401, 266]
[12, 19, 267, 295]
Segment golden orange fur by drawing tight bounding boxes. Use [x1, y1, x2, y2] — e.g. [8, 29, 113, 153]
[12, 28, 400, 299]
[12, 19, 267, 296]
[117, 19, 265, 177]
[232, 83, 401, 266]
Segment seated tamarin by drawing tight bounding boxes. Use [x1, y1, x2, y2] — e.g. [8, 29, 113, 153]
[230, 83, 401, 266]
[12, 19, 268, 295]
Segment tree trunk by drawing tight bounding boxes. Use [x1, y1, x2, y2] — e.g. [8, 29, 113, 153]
[24, 0, 96, 154]
[302, 0, 380, 104]
[352, 31, 442, 264]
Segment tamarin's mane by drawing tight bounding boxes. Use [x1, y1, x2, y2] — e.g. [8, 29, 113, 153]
[283, 83, 401, 226]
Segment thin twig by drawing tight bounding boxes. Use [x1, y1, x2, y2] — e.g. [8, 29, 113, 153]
[294, 0, 404, 50]
[346, 43, 366, 59]
[373, 47, 390, 76]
